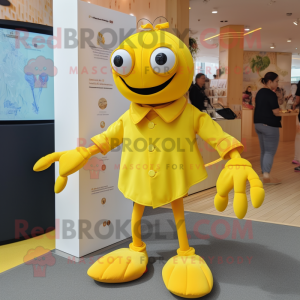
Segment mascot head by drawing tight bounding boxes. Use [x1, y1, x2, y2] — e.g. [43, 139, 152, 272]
[110, 22, 194, 104]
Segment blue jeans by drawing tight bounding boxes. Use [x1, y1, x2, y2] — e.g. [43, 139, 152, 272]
[255, 123, 280, 173]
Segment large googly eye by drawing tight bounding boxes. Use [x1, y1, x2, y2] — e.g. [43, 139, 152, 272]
[150, 47, 176, 74]
[111, 49, 133, 76]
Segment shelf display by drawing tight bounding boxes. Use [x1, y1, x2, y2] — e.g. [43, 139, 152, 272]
[208, 79, 228, 105]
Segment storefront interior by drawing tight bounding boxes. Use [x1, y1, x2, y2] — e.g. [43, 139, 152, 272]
[0, 1, 299, 300]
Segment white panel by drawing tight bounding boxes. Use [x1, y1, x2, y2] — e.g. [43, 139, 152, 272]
[53, 0, 80, 257]
[77, 1, 136, 256]
[54, 0, 136, 257]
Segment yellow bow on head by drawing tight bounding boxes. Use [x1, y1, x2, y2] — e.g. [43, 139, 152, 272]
[140, 22, 169, 31]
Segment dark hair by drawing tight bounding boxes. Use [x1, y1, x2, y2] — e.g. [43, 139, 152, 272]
[213, 74, 217, 79]
[260, 72, 278, 85]
[244, 86, 252, 94]
[195, 73, 205, 83]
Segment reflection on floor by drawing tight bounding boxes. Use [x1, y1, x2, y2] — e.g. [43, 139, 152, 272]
[163, 137, 300, 227]
[1, 208, 300, 300]
[0, 231, 55, 274]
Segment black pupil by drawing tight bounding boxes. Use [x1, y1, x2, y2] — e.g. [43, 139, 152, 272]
[155, 53, 167, 65]
[114, 55, 123, 67]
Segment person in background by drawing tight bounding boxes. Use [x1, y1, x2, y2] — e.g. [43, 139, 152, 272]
[275, 87, 285, 107]
[204, 75, 210, 95]
[243, 86, 253, 105]
[187, 81, 194, 104]
[189, 73, 212, 111]
[254, 72, 282, 184]
[292, 80, 300, 171]
[292, 80, 300, 123]
[213, 74, 217, 79]
[188, 81, 194, 92]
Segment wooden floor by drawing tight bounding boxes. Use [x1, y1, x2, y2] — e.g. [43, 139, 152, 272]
[163, 136, 300, 227]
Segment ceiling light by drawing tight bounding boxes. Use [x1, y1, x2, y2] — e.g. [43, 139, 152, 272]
[212, 8, 218, 13]
[245, 26, 250, 31]
[293, 18, 299, 25]
[204, 27, 262, 41]
[287, 39, 292, 42]
[130, 13, 134, 16]
[204, 33, 220, 41]
[270, 43, 275, 49]
[189, 7, 191, 9]
[244, 27, 262, 36]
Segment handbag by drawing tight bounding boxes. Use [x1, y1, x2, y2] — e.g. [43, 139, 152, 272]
[213, 103, 237, 120]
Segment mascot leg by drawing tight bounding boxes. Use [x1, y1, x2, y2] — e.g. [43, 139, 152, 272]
[87, 202, 148, 283]
[162, 198, 213, 298]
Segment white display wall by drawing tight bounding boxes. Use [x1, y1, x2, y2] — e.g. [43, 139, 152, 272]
[53, 0, 136, 257]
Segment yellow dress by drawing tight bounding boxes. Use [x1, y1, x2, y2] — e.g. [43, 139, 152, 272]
[91, 96, 244, 208]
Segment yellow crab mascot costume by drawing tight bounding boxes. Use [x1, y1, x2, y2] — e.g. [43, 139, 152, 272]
[33, 22, 265, 298]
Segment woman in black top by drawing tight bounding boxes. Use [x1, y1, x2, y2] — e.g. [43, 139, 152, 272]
[189, 73, 211, 111]
[243, 86, 253, 105]
[254, 72, 282, 184]
[292, 80, 300, 122]
[292, 81, 300, 171]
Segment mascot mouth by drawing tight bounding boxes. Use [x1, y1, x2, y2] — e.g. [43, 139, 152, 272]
[120, 73, 176, 95]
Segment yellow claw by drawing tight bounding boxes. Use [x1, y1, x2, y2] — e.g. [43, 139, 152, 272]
[34, 148, 91, 194]
[214, 158, 265, 219]
[33, 157, 52, 172]
[58, 148, 91, 177]
[33, 151, 67, 172]
[250, 187, 265, 208]
[54, 176, 68, 194]
[247, 174, 265, 208]
[214, 194, 228, 212]
[233, 193, 248, 219]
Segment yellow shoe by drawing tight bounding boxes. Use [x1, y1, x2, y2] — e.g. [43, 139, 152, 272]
[162, 247, 213, 298]
[87, 242, 148, 283]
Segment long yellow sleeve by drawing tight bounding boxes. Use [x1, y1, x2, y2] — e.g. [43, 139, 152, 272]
[91, 116, 124, 155]
[193, 106, 244, 160]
